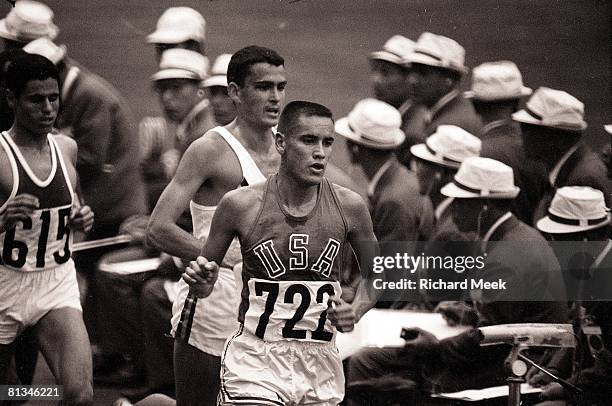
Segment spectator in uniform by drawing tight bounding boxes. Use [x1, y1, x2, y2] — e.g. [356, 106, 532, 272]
[345, 157, 568, 405]
[465, 60, 537, 223]
[397, 32, 481, 161]
[147, 7, 206, 62]
[203, 53, 236, 126]
[534, 186, 611, 406]
[335, 98, 433, 307]
[512, 87, 611, 224]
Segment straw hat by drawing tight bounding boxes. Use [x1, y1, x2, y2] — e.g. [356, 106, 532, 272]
[204, 53, 231, 88]
[147, 7, 206, 44]
[410, 125, 481, 169]
[151, 49, 209, 81]
[536, 186, 610, 233]
[441, 157, 520, 199]
[404, 32, 467, 74]
[512, 87, 587, 132]
[0, 0, 58, 42]
[335, 98, 405, 150]
[23, 37, 66, 64]
[464, 61, 532, 101]
[369, 35, 415, 66]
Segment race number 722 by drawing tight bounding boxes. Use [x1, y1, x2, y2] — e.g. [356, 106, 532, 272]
[254, 281, 335, 342]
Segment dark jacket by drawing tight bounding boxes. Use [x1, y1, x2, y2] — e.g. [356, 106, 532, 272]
[533, 144, 612, 225]
[55, 59, 146, 226]
[397, 90, 482, 167]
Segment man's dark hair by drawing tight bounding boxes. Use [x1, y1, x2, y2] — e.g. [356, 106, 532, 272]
[227, 45, 284, 87]
[5, 53, 60, 98]
[278, 100, 333, 136]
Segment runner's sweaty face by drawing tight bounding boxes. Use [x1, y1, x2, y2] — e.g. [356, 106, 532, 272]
[9, 78, 59, 138]
[235, 62, 286, 129]
[282, 114, 335, 186]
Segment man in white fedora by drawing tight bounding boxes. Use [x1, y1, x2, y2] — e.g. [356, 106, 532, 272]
[147, 6, 207, 62]
[346, 157, 568, 403]
[369, 35, 430, 168]
[398, 32, 481, 158]
[369, 35, 415, 113]
[513, 87, 611, 224]
[336, 98, 433, 307]
[533, 186, 611, 405]
[204, 53, 236, 126]
[23, 36, 148, 383]
[465, 60, 539, 223]
[0, 0, 57, 50]
[410, 124, 481, 225]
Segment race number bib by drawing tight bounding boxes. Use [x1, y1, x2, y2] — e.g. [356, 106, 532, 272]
[1, 206, 72, 271]
[243, 278, 341, 342]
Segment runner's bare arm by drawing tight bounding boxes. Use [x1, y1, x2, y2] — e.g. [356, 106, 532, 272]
[147, 138, 218, 259]
[183, 188, 257, 297]
[54, 134, 94, 232]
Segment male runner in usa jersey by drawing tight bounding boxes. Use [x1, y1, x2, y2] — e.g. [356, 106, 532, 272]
[0, 54, 94, 405]
[184, 101, 379, 405]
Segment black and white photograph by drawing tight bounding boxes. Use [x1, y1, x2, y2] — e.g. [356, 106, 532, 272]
[0, 1, 610, 405]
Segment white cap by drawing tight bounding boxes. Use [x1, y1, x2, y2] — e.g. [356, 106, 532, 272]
[147, 7, 206, 44]
[335, 98, 405, 150]
[204, 53, 232, 88]
[151, 49, 209, 81]
[537, 186, 610, 233]
[441, 157, 520, 199]
[410, 125, 481, 169]
[23, 37, 66, 64]
[369, 35, 415, 66]
[464, 61, 532, 101]
[512, 87, 587, 132]
[0, 0, 58, 42]
[405, 32, 467, 74]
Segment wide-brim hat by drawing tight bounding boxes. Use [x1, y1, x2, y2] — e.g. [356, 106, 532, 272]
[151, 49, 208, 82]
[369, 35, 415, 66]
[22, 37, 66, 65]
[410, 125, 481, 169]
[536, 186, 610, 234]
[441, 157, 520, 199]
[0, 0, 58, 42]
[147, 7, 206, 44]
[404, 32, 468, 74]
[512, 86, 587, 132]
[335, 98, 405, 150]
[464, 61, 532, 101]
[203, 53, 231, 88]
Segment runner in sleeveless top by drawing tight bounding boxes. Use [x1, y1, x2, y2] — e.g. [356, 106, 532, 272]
[0, 54, 94, 404]
[184, 101, 379, 406]
[147, 46, 286, 406]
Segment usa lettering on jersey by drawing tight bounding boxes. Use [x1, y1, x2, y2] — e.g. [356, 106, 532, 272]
[252, 233, 340, 278]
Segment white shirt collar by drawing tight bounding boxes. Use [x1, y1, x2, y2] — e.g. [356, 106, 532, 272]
[593, 239, 612, 269]
[549, 143, 579, 187]
[176, 98, 210, 141]
[61, 66, 80, 101]
[435, 197, 454, 221]
[428, 89, 460, 121]
[397, 99, 413, 116]
[367, 158, 395, 197]
[481, 119, 510, 136]
[481, 211, 513, 251]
